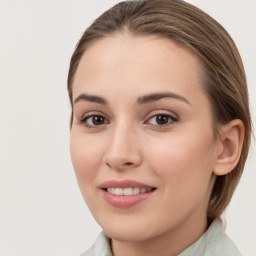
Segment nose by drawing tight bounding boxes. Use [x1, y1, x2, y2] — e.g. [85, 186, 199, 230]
[103, 123, 142, 170]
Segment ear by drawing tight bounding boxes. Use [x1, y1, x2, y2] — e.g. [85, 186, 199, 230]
[213, 119, 245, 176]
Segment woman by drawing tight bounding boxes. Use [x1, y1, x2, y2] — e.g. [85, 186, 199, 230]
[67, 0, 251, 255]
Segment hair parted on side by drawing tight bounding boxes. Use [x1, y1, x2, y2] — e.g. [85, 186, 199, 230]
[67, 0, 251, 223]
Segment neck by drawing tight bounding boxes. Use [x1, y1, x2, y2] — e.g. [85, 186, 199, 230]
[111, 215, 208, 256]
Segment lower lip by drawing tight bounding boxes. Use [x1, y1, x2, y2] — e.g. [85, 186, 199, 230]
[102, 189, 155, 208]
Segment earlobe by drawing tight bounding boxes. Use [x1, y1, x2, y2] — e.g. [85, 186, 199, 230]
[213, 119, 245, 176]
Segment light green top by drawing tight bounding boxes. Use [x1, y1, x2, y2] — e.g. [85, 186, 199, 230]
[81, 220, 242, 256]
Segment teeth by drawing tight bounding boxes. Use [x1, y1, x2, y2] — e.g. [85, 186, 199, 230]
[115, 188, 123, 195]
[124, 188, 133, 196]
[106, 187, 153, 196]
[133, 187, 140, 195]
[141, 188, 146, 193]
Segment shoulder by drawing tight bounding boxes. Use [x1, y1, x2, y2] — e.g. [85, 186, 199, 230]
[81, 231, 112, 256]
[179, 220, 242, 256]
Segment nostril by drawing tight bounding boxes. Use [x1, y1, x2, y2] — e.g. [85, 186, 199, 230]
[124, 162, 133, 166]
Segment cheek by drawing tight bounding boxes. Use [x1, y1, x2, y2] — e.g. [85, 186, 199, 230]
[146, 129, 216, 193]
[70, 134, 103, 185]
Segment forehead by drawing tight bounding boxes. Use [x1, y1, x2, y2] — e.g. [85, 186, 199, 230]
[72, 33, 205, 105]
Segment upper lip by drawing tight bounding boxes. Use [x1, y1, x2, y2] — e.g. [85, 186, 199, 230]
[100, 179, 155, 189]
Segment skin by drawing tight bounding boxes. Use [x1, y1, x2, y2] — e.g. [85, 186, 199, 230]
[70, 33, 238, 256]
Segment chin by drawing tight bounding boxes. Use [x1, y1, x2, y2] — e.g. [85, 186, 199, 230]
[97, 215, 161, 242]
[104, 227, 151, 242]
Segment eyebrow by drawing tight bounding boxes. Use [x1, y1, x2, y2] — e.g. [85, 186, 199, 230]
[137, 92, 191, 105]
[74, 93, 107, 105]
[73, 91, 191, 106]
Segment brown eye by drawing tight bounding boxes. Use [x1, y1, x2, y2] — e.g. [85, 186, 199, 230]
[91, 115, 105, 125]
[155, 115, 170, 125]
[148, 114, 177, 126]
[81, 115, 108, 127]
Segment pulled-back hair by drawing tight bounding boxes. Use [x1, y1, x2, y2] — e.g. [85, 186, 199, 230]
[67, 0, 251, 222]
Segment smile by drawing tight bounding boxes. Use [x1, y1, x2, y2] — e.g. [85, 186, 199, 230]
[100, 180, 156, 208]
[106, 187, 154, 196]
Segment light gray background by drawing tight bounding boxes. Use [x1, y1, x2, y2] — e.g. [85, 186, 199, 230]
[0, 0, 255, 255]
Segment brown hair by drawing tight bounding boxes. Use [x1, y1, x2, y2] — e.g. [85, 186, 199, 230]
[67, 0, 251, 222]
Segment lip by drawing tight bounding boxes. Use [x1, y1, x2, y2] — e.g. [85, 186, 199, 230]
[100, 179, 156, 208]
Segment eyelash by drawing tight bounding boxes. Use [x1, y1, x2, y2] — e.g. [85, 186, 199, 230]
[79, 114, 109, 128]
[78, 113, 178, 129]
[146, 114, 178, 127]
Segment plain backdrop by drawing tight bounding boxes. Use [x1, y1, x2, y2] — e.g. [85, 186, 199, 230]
[0, 0, 255, 256]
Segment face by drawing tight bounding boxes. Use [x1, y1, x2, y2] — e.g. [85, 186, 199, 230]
[70, 34, 221, 243]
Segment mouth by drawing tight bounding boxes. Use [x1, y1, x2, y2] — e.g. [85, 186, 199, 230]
[100, 180, 156, 208]
[103, 187, 156, 196]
